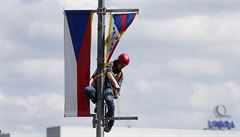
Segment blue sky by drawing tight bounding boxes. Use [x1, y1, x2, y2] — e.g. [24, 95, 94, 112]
[0, 0, 239, 134]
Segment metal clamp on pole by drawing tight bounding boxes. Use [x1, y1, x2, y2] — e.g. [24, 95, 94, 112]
[97, 58, 105, 65]
[97, 7, 107, 14]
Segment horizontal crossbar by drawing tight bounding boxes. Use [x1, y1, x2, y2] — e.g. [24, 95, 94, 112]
[93, 8, 139, 13]
[106, 116, 138, 120]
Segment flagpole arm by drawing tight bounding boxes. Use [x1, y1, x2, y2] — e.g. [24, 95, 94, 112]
[93, 8, 139, 14]
[107, 9, 139, 13]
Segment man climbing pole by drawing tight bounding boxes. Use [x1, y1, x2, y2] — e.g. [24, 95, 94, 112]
[84, 53, 130, 132]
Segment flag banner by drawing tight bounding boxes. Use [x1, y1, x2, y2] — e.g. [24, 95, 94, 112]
[106, 13, 136, 63]
[64, 10, 92, 117]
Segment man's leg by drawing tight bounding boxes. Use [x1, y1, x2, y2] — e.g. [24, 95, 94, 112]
[84, 85, 97, 104]
[104, 88, 115, 132]
[104, 88, 115, 117]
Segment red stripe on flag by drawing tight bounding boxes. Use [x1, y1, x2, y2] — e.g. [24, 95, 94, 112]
[77, 16, 91, 117]
[120, 14, 128, 32]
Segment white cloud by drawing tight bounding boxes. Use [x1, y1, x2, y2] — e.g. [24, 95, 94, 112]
[189, 82, 238, 109]
[1, 0, 239, 133]
[0, 34, 27, 58]
[12, 59, 64, 82]
[57, 0, 97, 9]
[145, 13, 234, 42]
[134, 11, 237, 53]
[1, 0, 63, 40]
[0, 90, 64, 131]
[0, 90, 63, 114]
[168, 58, 225, 76]
[27, 21, 62, 39]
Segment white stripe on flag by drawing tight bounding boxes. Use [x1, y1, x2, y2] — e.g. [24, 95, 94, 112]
[64, 14, 78, 117]
[106, 19, 121, 62]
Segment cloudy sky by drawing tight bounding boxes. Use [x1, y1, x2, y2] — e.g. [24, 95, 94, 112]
[0, 0, 239, 134]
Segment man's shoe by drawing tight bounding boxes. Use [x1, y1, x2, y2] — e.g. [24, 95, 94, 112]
[94, 107, 97, 113]
[104, 120, 114, 133]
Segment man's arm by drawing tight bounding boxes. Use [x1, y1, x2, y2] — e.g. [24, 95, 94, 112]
[106, 72, 120, 89]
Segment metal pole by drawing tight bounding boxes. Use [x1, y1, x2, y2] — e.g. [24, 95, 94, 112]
[96, 0, 105, 137]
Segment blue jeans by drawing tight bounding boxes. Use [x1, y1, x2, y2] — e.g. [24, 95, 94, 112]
[84, 85, 115, 117]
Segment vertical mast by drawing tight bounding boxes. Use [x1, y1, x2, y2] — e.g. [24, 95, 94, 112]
[96, 0, 105, 137]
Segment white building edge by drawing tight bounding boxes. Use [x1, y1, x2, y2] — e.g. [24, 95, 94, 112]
[46, 126, 240, 137]
[0, 134, 10, 137]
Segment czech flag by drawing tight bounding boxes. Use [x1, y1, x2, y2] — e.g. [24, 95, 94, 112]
[106, 13, 136, 63]
[64, 10, 93, 117]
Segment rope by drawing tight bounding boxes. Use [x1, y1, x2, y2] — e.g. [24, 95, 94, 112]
[116, 98, 121, 117]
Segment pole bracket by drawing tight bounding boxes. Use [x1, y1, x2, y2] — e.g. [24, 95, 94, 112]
[91, 114, 97, 128]
[97, 7, 107, 14]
